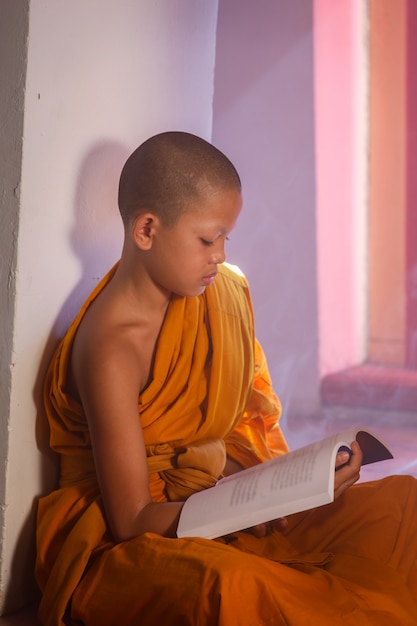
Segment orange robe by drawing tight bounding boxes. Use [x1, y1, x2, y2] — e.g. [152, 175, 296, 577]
[36, 264, 417, 625]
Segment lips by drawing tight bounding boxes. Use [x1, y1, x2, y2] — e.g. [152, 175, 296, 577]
[202, 272, 217, 286]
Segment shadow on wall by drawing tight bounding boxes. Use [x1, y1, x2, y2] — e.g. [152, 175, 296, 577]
[34, 139, 127, 488]
[4, 141, 128, 612]
[60, 140, 127, 337]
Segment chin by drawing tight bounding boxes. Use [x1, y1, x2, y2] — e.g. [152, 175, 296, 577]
[190, 288, 206, 298]
[172, 285, 205, 298]
[187, 285, 207, 298]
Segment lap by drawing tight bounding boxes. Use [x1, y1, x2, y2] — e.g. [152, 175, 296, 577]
[71, 476, 417, 626]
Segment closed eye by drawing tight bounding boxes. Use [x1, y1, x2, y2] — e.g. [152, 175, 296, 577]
[200, 236, 230, 247]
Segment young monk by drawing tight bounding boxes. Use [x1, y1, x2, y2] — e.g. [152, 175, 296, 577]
[36, 131, 417, 625]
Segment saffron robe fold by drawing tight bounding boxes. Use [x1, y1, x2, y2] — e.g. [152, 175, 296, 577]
[36, 263, 417, 625]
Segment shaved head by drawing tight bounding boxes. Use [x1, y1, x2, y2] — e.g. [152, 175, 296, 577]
[118, 131, 241, 229]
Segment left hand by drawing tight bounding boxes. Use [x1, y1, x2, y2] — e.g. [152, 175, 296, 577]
[248, 516, 288, 538]
[245, 442, 363, 537]
[334, 440, 363, 499]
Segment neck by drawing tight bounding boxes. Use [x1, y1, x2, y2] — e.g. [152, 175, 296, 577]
[111, 245, 172, 318]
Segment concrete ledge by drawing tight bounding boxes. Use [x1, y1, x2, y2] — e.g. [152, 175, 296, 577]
[321, 364, 417, 413]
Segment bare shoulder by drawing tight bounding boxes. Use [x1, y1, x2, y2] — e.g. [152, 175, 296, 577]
[70, 284, 160, 402]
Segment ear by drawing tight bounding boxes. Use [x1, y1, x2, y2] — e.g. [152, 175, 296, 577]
[132, 213, 159, 251]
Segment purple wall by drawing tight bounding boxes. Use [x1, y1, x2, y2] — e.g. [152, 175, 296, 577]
[213, 0, 320, 425]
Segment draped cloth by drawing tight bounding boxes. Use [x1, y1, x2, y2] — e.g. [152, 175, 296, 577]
[36, 263, 417, 625]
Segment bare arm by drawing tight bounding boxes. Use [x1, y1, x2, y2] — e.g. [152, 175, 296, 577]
[73, 332, 183, 542]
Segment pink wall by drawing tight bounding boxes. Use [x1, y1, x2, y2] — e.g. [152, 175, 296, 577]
[314, 0, 368, 376]
[406, 0, 417, 366]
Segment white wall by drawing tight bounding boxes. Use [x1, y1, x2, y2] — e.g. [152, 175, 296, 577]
[0, 0, 219, 613]
[212, 0, 320, 425]
[0, 0, 30, 612]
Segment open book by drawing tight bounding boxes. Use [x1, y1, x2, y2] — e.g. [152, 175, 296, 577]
[176, 426, 393, 539]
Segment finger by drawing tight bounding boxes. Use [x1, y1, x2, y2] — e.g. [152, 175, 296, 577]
[334, 442, 363, 498]
[350, 440, 363, 464]
[245, 517, 288, 537]
[270, 517, 288, 531]
[251, 523, 268, 537]
[242, 523, 267, 537]
[334, 466, 361, 498]
[335, 441, 363, 471]
[335, 450, 351, 469]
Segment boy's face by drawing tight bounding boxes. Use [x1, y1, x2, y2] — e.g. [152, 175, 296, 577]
[149, 188, 242, 298]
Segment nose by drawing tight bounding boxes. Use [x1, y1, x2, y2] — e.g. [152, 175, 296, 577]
[211, 242, 226, 265]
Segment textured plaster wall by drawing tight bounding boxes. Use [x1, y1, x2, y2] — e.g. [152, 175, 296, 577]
[0, 0, 30, 612]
